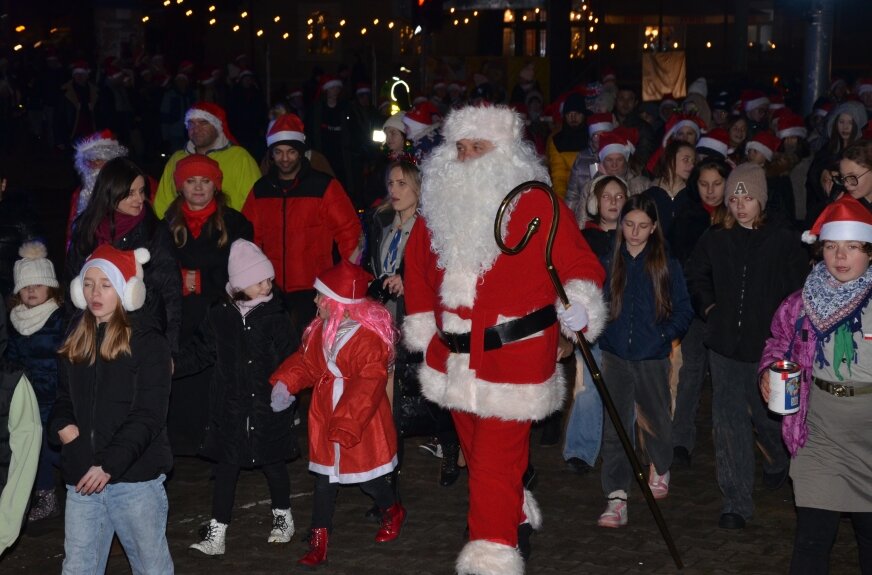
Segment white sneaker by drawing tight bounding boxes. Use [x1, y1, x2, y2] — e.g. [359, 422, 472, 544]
[190, 519, 227, 555]
[268, 508, 295, 543]
[597, 490, 628, 528]
[648, 466, 670, 500]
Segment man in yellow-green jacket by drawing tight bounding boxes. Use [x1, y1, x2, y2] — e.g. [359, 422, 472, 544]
[152, 102, 261, 218]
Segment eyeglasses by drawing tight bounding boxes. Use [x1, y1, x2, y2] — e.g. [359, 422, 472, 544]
[834, 169, 871, 187]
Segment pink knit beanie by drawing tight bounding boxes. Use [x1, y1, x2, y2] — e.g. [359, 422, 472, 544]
[226, 239, 274, 292]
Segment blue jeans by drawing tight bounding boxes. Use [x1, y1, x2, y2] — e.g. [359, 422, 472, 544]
[62, 475, 174, 575]
[563, 345, 604, 466]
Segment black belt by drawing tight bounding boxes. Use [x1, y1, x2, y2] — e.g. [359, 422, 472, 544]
[813, 377, 872, 397]
[438, 306, 557, 354]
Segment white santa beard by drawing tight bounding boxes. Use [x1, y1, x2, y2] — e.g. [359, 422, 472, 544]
[421, 142, 550, 308]
[76, 168, 100, 217]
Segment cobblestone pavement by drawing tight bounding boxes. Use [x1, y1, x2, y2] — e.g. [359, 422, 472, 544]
[1, 388, 864, 575]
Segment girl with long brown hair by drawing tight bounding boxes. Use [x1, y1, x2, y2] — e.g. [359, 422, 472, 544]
[596, 194, 693, 528]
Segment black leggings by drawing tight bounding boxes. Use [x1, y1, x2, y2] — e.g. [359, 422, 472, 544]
[790, 507, 872, 575]
[312, 473, 396, 530]
[212, 461, 291, 525]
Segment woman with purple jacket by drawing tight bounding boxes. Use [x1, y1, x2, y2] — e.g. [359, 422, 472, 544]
[759, 195, 872, 575]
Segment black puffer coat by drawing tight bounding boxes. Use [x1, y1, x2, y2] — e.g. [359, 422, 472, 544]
[49, 312, 173, 485]
[66, 206, 182, 353]
[5, 307, 64, 423]
[174, 296, 299, 467]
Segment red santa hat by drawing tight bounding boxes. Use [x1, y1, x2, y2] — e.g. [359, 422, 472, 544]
[587, 113, 615, 136]
[71, 245, 150, 312]
[185, 102, 237, 144]
[598, 127, 638, 162]
[105, 65, 124, 80]
[289, 87, 303, 99]
[314, 260, 373, 305]
[317, 74, 343, 98]
[74, 130, 127, 162]
[71, 60, 91, 75]
[403, 101, 440, 138]
[856, 78, 872, 97]
[814, 100, 834, 117]
[768, 92, 785, 112]
[178, 60, 195, 74]
[355, 82, 371, 95]
[746, 131, 782, 162]
[662, 113, 705, 146]
[802, 195, 872, 244]
[776, 111, 808, 139]
[696, 128, 731, 158]
[433, 78, 447, 90]
[266, 113, 306, 150]
[601, 66, 617, 84]
[741, 89, 770, 113]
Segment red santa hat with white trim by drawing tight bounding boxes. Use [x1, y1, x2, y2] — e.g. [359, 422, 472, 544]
[856, 78, 872, 98]
[355, 82, 371, 95]
[316, 74, 342, 99]
[185, 102, 238, 144]
[745, 131, 782, 162]
[696, 128, 730, 159]
[662, 113, 705, 147]
[266, 113, 306, 152]
[741, 89, 770, 113]
[403, 101, 441, 140]
[776, 111, 808, 139]
[802, 195, 872, 244]
[597, 127, 638, 162]
[71, 60, 91, 75]
[70, 245, 150, 312]
[314, 260, 374, 305]
[587, 113, 615, 136]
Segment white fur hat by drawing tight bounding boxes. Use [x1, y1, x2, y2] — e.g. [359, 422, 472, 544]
[13, 241, 59, 294]
[71, 245, 150, 312]
[441, 105, 523, 147]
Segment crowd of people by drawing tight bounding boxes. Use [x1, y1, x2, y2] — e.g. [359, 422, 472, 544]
[1, 50, 872, 575]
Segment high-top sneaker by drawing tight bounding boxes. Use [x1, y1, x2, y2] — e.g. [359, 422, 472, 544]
[375, 502, 407, 542]
[28, 489, 59, 521]
[597, 490, 628, 528]
[189, 519, 228, 555]
[268, 508, 294, 543]
[298, 527, 329, 569]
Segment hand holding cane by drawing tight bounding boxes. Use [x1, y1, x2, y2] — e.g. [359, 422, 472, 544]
[494, 180, 684, 570]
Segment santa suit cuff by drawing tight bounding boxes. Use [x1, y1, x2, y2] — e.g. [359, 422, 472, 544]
[558, 279, 606, 342]
[403, 311, 437, 352]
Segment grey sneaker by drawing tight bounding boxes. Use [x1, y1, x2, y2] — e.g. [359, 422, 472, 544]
[190, 519, 227, 555]
[268, 508, 294, 543]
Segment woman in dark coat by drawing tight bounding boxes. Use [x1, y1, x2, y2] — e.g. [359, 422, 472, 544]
[163, 154, 253, 455]
[66, 157, 181, 352]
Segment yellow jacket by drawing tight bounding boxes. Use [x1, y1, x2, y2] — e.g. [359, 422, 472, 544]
[545, 135, 578, 200]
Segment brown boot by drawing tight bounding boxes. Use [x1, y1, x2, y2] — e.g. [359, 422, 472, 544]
[298, 528, 329, 569]
[375, 503, 407, 543]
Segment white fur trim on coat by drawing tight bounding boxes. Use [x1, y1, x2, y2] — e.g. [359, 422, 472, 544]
[456, 539, 524, 575]
[402, 312, 437, 352]
[558, 279, 607, 343]
[522, 489, 542, 530]
[419, 354, 565, 422]
[440, 267, 481, 309]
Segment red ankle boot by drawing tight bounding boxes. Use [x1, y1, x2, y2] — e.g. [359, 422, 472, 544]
[375, 503, 407, 542]
[298, 527, 329, 569]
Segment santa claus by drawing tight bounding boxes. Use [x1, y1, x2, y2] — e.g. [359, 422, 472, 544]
[403, 105, 606, 574]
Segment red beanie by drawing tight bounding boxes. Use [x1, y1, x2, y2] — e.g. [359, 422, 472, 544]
[173, 154, 223, 191]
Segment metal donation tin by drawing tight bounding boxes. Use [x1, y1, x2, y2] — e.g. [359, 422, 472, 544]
[768, 360, 801, 415]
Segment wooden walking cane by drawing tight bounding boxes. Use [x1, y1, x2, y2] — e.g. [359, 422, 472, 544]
[494, 181, 684, 570]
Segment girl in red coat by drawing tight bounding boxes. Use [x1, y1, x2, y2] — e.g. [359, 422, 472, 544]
[270, 260, 405, 569]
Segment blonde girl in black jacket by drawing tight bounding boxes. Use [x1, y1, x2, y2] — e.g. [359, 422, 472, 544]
[51, 244, 173, 575]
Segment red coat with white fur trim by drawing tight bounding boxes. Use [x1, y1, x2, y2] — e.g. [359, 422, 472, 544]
[269, 322, 397, 483]
[403, 189, 606, 422]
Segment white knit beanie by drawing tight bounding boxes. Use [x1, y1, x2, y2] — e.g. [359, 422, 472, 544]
[13, 241, 59, 294]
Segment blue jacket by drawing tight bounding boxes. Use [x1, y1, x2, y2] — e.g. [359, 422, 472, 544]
[6, 308, 64, 423]
[599, 245, 693, 360]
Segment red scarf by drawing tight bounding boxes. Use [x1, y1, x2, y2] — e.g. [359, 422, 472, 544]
[181, 199, 217, 239]
[95, 208, 146, 246]
[702, 202, 717, 216]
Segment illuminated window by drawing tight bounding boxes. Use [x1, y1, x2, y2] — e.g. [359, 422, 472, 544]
[306, 10, 335, 55]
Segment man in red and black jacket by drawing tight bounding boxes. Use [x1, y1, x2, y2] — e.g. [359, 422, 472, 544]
[242, 114, 361, 331]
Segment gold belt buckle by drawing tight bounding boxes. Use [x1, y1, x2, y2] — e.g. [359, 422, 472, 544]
[832, 384, 849, 397]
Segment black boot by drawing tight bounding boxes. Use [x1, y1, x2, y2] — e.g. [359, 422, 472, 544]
[440, 441, 461, 487]
[518, 522, 534, 561]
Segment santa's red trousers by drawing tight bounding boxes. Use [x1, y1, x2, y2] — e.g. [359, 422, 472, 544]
[452, 411, 532, 547]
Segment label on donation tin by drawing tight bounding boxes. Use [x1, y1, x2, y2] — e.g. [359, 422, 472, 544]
[768, 360, 801, 415]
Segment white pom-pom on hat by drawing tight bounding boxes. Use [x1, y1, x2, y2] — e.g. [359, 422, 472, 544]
[13, 240, 59, 294]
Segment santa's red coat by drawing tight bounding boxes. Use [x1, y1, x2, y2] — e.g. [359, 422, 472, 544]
[403, 187, 606, 422]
